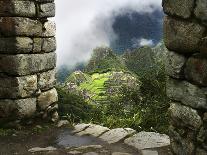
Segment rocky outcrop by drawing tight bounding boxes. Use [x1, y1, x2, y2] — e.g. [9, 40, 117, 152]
[0, 0, 58, 126]
[163, 0, 207, 154]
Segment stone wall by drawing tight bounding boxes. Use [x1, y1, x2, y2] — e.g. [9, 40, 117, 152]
[163, 0, 207, 154]
[0, 0, 58, 127]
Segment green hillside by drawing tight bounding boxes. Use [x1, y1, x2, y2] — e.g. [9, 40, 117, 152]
[85, 47, 126, 74]
[58, 45, 169, 133]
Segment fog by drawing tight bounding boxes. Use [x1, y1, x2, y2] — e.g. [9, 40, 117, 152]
[55, 0, 162, 67]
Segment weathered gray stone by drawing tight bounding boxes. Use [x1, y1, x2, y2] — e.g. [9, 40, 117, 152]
[0, 53, 56, 76]
[72, 123, 91, 133]
[0, 98, 36, 119]
[166, 78, 207, 110]
[38, 69, 56, 90]
[194, 0, 207, 23]
[76, 124, 110, 137]
[83, 152, 98, 155]
[162, 0, 194, 19]
[203, 113, 207, 122]
[169, 126, 195, 155]
[57, 120, 70, 127]
[43, 21, 56, 37]
[68, 150, 82, 155]
[28, 146, 57, 153]
[0, 1, 36, 17]
[99, 128, 136, 144]
[0, 17, 42, 36]
[199, 37, 207, 54]
[0, 75, 37, 99]
[36, 0, 54, 2]
[33, 37, 56, 53]
[196, 148, 207, 155]
[112, 152, 132, 155]
[197, 127, 207, 145]
[141, 150, 158, 155]
[37, 88, 58, 110]
[166, 51, 186, 78]
[0, 37, 33, 54]
[39, 3, 55, 18]
[164, 16, 205, 53]
[124, 132, 170, 150]
[69, 145, 103, 151]
[185, 54, 207, 86]
[51, 111, 59, 122]
[169, 102, 202, 130]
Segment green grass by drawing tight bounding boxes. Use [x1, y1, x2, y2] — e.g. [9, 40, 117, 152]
[79, 72, 111, 101]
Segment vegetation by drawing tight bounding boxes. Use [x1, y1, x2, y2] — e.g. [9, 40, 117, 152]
[85, 47, 126, 74]
[58, 45, 169, 133]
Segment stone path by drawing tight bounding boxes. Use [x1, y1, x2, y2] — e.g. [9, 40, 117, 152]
[27, 122, 171, 155]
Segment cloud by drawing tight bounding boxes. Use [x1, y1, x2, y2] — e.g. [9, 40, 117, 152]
[55, 0, 162, 67]
[132, 38, 154, 48]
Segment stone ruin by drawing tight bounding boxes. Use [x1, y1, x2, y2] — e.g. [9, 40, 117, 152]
[0, 0, 58, 126]
[0, 0, 207, 154]
[163, 0, 207, 154]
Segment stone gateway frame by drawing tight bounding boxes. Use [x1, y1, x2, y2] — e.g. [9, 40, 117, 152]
[0, 0, 207, 154]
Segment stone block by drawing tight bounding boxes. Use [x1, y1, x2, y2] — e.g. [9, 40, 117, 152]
[196, 148, 207, 155]
[0, 37, 33, 54]
[124, 132, 170, 150]
[76, 124, 110, 137]
[185, 54, 207, 86]
[43, 21, 56, 37]
[162, 0, 194, 19]
[0, 75, 37, 99]
[38, 3, 55, 18]
[200, 37, 207, 54]
[36, 0, 54, 2]
[0, 1, 36, 17]
[33, 37, 56, 53]
[169, 126, 195, 155]
[0, 53, 56, 76]
[99, 128, 136, 144]
[38, 69, 56, 90]
[166, 50, 186, 78]
[169, 102, 202, 130]
[195, 0, 207, 23]
[0, 98, 36, 119]
[37, 88, 58, 110]
[0, 17, 42, 36]
[166, 78, 207, 110]
[164, 16, 205, 53]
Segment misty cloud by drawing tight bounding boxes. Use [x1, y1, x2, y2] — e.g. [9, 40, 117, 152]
[55, 0, 162, 67]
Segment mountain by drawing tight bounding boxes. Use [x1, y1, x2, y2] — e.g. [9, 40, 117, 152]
[62, 43, 167, 105]
[122, 42, 167, 77]
[84, 47, 126, 74]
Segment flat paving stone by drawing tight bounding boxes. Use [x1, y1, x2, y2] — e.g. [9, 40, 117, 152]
[69, 145, 103, 151]
[72, 123, 91, 133]
[83, 152, 99, 155]
[124, 132, 170, 150]
[99, 128, 136, 144]
[68, 150, 82, 154]
[141, 150, 158, 155]
[76, 124, 110, 137]
[112, 152, 132, 155]
[28, 146, 57, 153]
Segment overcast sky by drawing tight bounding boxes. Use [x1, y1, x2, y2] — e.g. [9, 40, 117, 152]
[55, 0, 162, 67]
